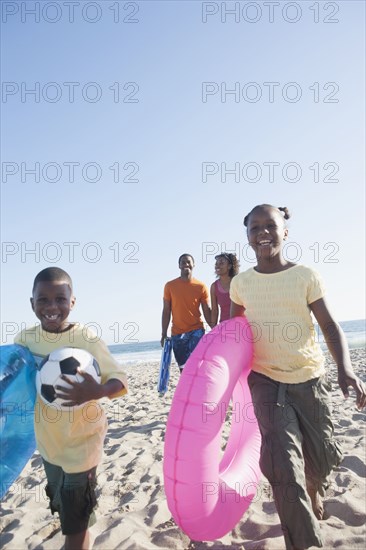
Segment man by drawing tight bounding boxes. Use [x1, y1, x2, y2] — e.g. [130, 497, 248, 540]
[161, 254, 211, 372]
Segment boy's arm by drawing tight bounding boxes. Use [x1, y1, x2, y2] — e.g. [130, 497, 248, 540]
[309, 297, 366, 410]
[56, 374, 124, 407]
[161, 299, 171, 346]
[96, 378, 124, 398]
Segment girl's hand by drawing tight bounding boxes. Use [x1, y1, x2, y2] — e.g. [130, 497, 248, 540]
[55, 369, 102, 406]
[338, 370, 366, 410]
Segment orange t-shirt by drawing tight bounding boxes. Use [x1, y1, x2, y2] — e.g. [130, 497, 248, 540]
[164, 277, 209, 335]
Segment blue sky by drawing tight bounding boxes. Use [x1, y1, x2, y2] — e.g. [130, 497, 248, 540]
[1, 0, 365, 343]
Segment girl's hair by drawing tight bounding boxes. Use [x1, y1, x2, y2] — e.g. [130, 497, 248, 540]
[243, 204, 291, 227]
[215, 253, 240, 278]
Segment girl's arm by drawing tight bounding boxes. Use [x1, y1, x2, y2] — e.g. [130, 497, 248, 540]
[309, 297, 366, 410]
[230, 300, 245, 318]
[210, 283, 219, 327]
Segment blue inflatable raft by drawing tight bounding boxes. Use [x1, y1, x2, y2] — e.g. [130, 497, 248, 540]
[0, 344, 37, 500]
[157, 338, 172, 395]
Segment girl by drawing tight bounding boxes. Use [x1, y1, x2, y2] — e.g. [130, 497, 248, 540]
[210, 253, 239, 326]
[230, 204, 365, 550]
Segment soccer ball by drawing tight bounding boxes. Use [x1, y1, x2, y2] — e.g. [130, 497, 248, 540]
[36, 347, 101, 409]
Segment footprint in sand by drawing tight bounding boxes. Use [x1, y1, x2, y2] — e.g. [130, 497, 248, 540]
[340, 455, 366, 478]
[338, 419, 352, 427]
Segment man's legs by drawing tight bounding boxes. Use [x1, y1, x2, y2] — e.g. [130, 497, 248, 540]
[172, 329, 205, 373]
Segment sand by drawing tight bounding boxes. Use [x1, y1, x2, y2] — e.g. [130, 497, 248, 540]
[1, 349, 365, 550]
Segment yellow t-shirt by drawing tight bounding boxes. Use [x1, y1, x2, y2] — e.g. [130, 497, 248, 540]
[230, 265, 326, 383]
[14, 323, 128, 473]
[164, 277, 209, 335]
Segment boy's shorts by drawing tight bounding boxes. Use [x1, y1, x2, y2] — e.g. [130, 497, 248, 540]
[171, 328, 204, 368]
[43, 460, 98, 535]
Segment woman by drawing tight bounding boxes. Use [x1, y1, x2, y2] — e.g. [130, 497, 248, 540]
[210, 253, 239, 326]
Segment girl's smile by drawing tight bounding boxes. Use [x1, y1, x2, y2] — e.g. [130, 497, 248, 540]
[245, 205, 292, 272]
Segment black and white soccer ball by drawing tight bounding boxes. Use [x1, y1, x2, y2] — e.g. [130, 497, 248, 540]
[36, 347, 101, 409]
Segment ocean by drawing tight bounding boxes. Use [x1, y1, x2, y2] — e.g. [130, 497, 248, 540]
[109, 319, 366, 367]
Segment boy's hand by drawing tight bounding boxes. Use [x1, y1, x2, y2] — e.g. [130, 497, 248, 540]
[338, 369, 366, 410]
[55, 369, 102, 406]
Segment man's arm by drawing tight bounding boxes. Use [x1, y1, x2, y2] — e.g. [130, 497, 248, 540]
[201, 301, 212, 327]
[161, 299, 172, 346]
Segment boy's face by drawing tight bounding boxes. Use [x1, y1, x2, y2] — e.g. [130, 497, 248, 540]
[31, 280, 76, 333]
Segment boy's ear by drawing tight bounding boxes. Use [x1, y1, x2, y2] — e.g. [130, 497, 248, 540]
[30, 297, 35, 311]
[70, 295, 76, 309]
[283, 228, 289, 240]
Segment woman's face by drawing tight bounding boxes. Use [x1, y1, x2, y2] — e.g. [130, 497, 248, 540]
[215, 256, 231, 276]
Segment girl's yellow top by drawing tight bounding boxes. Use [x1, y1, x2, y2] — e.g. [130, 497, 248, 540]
[15, 323, 128, 473]
[230, 265, 326, 384]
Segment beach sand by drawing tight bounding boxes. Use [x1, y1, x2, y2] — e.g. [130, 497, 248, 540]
[1, 349, 365, 550]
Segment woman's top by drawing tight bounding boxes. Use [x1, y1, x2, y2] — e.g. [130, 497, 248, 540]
[215, 279, 231, 322]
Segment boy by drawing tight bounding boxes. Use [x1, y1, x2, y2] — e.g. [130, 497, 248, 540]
[15, 267, 128, 550]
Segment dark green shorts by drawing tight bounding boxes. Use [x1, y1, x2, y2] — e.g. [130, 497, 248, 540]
[43, 460, 97, 535]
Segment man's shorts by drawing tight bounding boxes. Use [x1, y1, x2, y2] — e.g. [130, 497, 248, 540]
[43, 460, 98, 535]
[171, 328, 204, 368]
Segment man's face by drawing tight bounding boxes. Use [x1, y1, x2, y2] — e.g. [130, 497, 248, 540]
[31, 280, 75, 333]
[179, 255, 194, 276]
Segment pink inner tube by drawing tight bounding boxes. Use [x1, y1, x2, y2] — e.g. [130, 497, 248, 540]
[163, 317, 261, 541]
